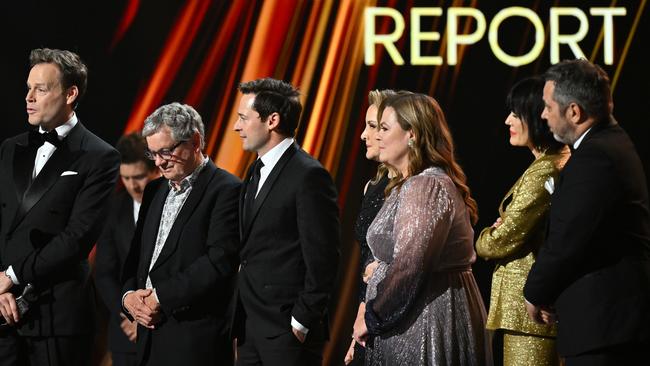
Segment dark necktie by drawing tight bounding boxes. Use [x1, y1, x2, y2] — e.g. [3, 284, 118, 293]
[28, 129, 61, 148]
[244, 159, 264, 226]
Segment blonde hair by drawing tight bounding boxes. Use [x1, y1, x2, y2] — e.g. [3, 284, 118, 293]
[367, 89, 397, 184]
[378, 93, 478, 225]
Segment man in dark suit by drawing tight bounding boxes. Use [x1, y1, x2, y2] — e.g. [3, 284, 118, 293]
[121, 102, 241, 366]
[524, 59, 650, 365]
[95, 133, 160, 366]
[232, 78, 340, 366]
[0, 48, 120, 366]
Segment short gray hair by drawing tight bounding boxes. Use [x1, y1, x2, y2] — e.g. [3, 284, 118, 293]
[142, 103, 205, 149]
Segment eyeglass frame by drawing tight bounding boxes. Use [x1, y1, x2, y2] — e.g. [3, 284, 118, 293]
[144, 140, 186, 160]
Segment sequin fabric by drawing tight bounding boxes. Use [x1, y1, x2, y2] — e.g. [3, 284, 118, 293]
[476, 149, 569, 339]
[503, 331, 559, 366]
[354, 175, 389, 303]
[365, 167, 492, 366]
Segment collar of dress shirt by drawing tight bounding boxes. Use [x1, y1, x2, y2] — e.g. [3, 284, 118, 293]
[39, 113, 78, 140]
[259, 137, 294, 175]
[168, 155, 209, 192]
[573, 127, 592, 150]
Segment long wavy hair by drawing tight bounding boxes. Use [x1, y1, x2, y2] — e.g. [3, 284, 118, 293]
[378, 93, 478, 225]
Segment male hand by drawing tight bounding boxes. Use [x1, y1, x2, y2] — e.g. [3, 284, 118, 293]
[352, 302, 369, 347]
[292, 326, 306, 343]
[119, 312, 138, 342]
[123, 289, 160, 329]
[0, 293, 19, 325]
[0, 272, 14, 295]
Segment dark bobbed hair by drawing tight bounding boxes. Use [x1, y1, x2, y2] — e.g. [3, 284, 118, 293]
[238, 78, 302, 137]
[544, 58, 612, 124]
[116, 132, 156, 170]
[507, 76, 565, 153]
[29, 48, 88, 108]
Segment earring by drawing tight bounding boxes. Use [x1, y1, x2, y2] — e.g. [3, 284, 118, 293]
[408, 138, 414, 148]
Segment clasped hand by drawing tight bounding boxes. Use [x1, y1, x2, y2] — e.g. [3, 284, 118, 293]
[124, 289, 162, 329]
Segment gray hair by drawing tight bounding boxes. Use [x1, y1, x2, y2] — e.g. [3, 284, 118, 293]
[142, 103, 205, 149]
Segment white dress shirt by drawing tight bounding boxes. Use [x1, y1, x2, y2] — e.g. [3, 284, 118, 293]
[6, 115, 78, 285]
[255, 138, 309, 334]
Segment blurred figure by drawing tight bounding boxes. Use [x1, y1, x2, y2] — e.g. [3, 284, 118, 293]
[95, 133, 159, 366]
[121, 103, 241, 366]
[0, 48, 120, 366]
[232, 78, 340, 366]
[353, 92, 491, 365]
[344, 89, 396, 366]
[476, 76, 569, 366]
[524, 59, 650, 366]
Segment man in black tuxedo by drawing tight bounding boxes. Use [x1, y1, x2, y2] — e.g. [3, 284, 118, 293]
[0, 48, 120, 366]
[95, 133, 159, 366]
[232, 78, 340, 366]
[121, 102, 241, 366]
[524, 59, 650, 365]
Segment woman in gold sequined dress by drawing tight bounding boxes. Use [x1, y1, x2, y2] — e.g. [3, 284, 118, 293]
[476, 77, 570, 366]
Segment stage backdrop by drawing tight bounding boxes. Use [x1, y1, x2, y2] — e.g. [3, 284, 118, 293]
[2, 1, 648, 364]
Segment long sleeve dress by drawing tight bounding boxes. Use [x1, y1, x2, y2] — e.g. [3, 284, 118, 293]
[476, 149, 569, 337]
[351, 175, 389, 365]
[364, 167, 491, 366]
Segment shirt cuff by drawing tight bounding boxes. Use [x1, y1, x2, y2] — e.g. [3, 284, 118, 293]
[291, 317, 309, 334]
[151, 288, 160, 304]
[6, 266, 20, 285]
[122, 290, 135, 314]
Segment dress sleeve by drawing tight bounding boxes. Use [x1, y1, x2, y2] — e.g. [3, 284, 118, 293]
[365, 175, 454, 334]
[476, 160, 556, 259]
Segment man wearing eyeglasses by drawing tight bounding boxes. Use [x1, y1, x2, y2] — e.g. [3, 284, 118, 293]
[121, 103, 241, 366]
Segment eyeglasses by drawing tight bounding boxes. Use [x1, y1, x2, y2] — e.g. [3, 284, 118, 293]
[145, 140, 185, 160]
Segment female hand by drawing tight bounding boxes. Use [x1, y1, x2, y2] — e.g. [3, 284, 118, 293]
[344, 338, 356, 364]
[363, 261, 379, 283]
[491, 217, 503, 228]
[352, 302, 369, 347]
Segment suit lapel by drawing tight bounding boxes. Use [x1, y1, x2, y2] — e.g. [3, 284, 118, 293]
[243, 143, 298, 239]
[149, 161, 217, 272]
[140, 182, 168, 275]
[239, 161, 255, 240]
[11, 124, 85, 231]
[12, 134, 36, 203]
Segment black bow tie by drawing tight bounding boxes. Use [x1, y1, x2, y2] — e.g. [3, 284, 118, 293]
[28, 129, 61, 148]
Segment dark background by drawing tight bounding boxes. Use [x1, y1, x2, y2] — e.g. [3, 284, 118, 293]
[1, 1, 648, 364]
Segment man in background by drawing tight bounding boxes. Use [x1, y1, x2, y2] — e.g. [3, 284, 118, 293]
[95, 132, 159, 366]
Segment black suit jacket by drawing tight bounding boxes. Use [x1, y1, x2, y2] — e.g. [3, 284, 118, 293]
[95, 189, 137, 353]
[233, 143, 340, 340]
[0, 122, 120, 336]
[121, 160, 241, 366]
[524, 119, 650, 356]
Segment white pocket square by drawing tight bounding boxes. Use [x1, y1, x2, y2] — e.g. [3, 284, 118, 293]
[544, 177, 555, 194]
[60, 171, 78, 176]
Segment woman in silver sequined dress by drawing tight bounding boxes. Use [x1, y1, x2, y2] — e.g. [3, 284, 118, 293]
[352, 92, 492, 365]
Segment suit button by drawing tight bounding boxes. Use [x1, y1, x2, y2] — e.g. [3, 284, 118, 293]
[241, 260, 247, 267]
